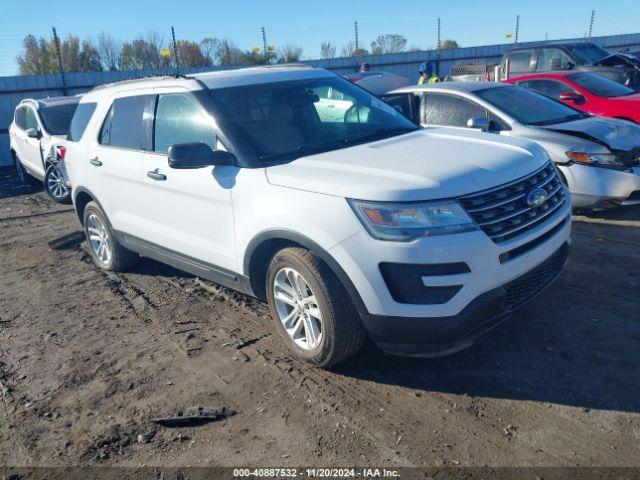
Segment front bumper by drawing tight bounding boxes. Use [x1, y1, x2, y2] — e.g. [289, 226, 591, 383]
[562, 164, 640, 208]
[367, 242, 569, 357]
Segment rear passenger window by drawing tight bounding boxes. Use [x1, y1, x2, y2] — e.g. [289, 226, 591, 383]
[153, 93, 216, 154]
[99, 95, 150, 150]
[68, 102, 97, 142]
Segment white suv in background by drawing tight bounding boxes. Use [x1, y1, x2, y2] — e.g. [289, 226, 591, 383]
[65, 66, 571, 367]
[9, 96, 81, 203]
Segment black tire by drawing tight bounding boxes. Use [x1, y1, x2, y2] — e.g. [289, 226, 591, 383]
[83, 201, 139, 272]
[266, 247, 366, 368]
[12, 152, 40, 186]
[44, 164, 71, 204]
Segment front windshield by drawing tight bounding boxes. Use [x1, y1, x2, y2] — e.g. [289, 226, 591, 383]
[206, 75, 417, 164]
[567, 72, 634, 97]
[39, 103, 79, 135]
[476, 86, 586, 126]
[566, 43, 609, 64]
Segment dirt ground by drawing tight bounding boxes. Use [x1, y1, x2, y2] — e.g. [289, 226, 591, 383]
[0, 170, 639, 469]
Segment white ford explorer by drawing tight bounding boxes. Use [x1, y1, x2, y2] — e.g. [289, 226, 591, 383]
[65, 65, 571, 367]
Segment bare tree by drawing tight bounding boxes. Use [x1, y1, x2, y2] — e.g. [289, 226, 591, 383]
[320, 41, 336, 59]
[278, 44, 303, 63]
[370, 34, 407, 54]
[217, 39, 245, 66]
[200, 37, 221, 65]
[96, 32, 121, 71]
[341, 41, 355, 57]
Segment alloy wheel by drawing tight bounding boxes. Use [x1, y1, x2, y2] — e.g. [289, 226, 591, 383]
[86, 214, 112, 266]
[46, 166, 69, 199]
[273, 267, 323, 350]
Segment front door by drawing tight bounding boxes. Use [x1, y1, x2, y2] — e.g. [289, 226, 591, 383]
[142, 90, 238, 272]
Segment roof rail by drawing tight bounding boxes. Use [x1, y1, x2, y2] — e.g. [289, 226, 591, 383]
[90, 73, 190, 92]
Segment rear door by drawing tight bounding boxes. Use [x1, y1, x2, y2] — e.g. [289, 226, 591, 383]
[141, 88, 238, 271]
[19, 105, 45, 176]
[85, 93, 155, 239]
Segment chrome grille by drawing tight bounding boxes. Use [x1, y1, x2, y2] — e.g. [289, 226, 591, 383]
[459, 163, 566, 243]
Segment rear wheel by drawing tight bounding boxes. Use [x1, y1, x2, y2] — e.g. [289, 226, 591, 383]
[44, 164, 71, 203]
[266, 247, 365, 368]
[12, 152, 39, 186]
[83, 201, 139, 271]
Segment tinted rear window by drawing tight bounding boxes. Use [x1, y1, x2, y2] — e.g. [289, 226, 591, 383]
[39, 102, 79, 135]
[100, 95, 151, 150]
[68, 102, 97, 142]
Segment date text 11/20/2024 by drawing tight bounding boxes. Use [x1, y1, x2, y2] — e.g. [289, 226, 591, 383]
[232, 468, 400, 478]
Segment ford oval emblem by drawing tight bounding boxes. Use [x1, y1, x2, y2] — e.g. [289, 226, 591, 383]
[526, 188, 548, 209]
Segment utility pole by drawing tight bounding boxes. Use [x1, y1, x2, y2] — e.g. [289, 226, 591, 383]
[171, 26, 180, 74]
[261, 26, 268, 64]
[436, 17, 441, 77]
[588, 10, 595, 39]
[514, 15, 520, 44]
[52, 27, 66, 95]
[354, 21, 359, 53]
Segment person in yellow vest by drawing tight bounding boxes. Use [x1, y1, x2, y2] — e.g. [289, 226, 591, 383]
[418, 62, 439, 85]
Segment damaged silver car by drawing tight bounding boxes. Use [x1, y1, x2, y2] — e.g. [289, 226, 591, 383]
[383, 82, 640, 209]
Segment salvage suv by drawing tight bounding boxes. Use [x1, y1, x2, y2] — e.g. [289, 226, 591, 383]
[65, 65, 571, 367]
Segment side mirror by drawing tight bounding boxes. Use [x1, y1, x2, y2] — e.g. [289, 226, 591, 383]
[168, 142, 236, 169]
[559, 91, 584, 103]
[467, 118, 490, 132]
[26, 128, 41, 139]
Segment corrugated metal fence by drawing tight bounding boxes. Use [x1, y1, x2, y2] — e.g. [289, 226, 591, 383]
[2, 32, 640, 167]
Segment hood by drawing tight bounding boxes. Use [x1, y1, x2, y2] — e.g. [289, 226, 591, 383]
[265, 129, 548, 202]
[543, 116, 640, 151]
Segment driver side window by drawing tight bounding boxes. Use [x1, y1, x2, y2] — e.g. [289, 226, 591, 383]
[25, 107, 39, 131]
[154, 93, 217, 154]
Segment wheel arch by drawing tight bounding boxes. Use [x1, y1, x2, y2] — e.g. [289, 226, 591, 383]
[243, 230, 368, 316]
[73, 186, 103, 226]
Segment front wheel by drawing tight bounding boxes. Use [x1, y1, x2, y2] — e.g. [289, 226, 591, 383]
[44, 164, 71, 203]
[266, 247, 366, 368]
[83, 201, 139, 271]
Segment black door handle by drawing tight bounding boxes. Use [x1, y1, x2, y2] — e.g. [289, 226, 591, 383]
[90, 157, 102, 167]
[147, 169, 167, 181]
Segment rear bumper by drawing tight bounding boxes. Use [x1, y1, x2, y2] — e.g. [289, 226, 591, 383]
[365, 242, 569, 357]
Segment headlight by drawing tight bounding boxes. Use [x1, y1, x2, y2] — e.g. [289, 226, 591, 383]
[348, 199, 477, 241]
[566, 151, 623, 167]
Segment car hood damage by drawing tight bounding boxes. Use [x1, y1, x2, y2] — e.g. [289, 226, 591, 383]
[266, 129, 548, 201]
[544, 117, 640, 166]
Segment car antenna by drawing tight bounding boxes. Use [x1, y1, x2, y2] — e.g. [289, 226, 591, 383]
[171, 26, 181, 77]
